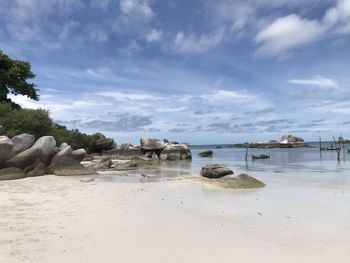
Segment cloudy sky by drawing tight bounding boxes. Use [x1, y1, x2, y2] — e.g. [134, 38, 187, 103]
[1, 0, 350, 144]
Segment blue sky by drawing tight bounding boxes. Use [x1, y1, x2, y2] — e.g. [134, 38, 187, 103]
[1, 0, 350, 144]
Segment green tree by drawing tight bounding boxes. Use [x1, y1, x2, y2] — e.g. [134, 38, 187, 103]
[0, 50, 38, 108]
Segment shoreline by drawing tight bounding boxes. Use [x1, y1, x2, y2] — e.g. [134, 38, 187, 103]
[0, 173, 349, 263]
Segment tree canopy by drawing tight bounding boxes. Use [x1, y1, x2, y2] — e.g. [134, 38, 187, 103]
[0, 50, 38, 108]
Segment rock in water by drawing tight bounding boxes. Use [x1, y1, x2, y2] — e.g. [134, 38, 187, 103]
[199, 150, 213, 157]
[53, 156, 96, 176]
[159, 144, 192, 161]
[216, 174, 265, 189]
[0, 167, 26, 181]
[140, 137, 166, 150]
[11, 133, 35, 155]
[200, 164, 233, 179]
[159, 145, 181, 161]
[6, 136, 56, 169]
[0, 136, 14, 168]
[0, 125, 5, 136]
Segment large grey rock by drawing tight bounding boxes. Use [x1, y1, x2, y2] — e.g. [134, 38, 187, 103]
[0, 125, 4, 136]
[6, 136, 56, 169]
[159, 145, 181, 161]
[0, 136, 14, 168]
[47, 146, 73, 173]
[180, 144, 192, 160]
[199, 150, 213, 157]
[11, 133, 35, 155]
[200, 164, 233, 179]
[93, 132, 106, 140]
[93, 138, 115, 152]
[58, 142, 69, 151]
[120, 143, 133, 150]
[94, 156, 113, 170]
[159, 144, 192, 161]
[140, 137, 166, 150]
[72, 149, 87, 162]
[53, 156, 96, 176]
[0, 167, 26, 181]
[25, 159, 47, 177]
[215, 174, 265, 189]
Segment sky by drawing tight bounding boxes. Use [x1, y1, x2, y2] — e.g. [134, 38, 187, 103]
[0, 0, 350, 144]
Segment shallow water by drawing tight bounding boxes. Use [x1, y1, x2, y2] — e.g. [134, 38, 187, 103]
[98, 142, 350, 189]
[190, 143, 350, 188]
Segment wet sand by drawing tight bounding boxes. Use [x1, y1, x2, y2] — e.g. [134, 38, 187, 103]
[0, 174, 349, 263]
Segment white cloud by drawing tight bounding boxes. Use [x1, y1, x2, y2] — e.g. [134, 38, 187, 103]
[255, 0, 350, 57]
[118, 40, 143, 56]
[146, 29, 163, 42]
[96, 91, 158, 102]
[173, 30, 225, 54]
[119, 0, 154, 20]
[324, 0, 350, 26]
[200, 89, 253, 102]
[255, 14, 325, 57]
[324, 0, 350, 34]
[0, 0, 84, 47]
[289, 77, 340, 90]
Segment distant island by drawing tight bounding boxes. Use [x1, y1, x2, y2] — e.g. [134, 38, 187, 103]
[234, 134, 310, 148]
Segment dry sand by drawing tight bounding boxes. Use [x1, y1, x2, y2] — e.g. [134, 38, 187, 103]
[0, 174, 349, 263]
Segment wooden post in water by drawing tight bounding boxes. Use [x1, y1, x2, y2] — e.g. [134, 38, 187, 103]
[333, 136, 341, 161]
[319, 137, 322, 151]
[244, 142, 249, 162]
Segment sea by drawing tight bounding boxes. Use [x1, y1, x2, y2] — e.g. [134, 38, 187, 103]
[189, 141, 350, 188]
[99, 141, 350, 190]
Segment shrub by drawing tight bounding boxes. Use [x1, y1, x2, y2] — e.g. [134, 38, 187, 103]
[0, 103, 95, 152]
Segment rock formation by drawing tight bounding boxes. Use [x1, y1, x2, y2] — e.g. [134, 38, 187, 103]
[200, 164, 233, 179]
[0, 133, 93, 181]
[199, 150, 213, 157]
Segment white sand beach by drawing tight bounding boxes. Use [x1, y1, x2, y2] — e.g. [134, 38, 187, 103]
[0, 174, 349, 263]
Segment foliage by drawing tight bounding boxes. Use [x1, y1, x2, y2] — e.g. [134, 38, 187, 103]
[49, 124, 96, 152]
[0, 50, 38, 108]
[0, 103, 95, 152]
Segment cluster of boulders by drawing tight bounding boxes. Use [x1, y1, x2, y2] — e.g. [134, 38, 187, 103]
[90, 134, 193, 162]
[91, 136, 192, 161]
[200, 164, 265, 189]
[140, 137, 192, 161]
[0, 133, 95, 181]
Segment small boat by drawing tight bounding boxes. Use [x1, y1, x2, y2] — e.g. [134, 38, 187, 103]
[326, 147, 341, 151]
[252, 152, 270, 160]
